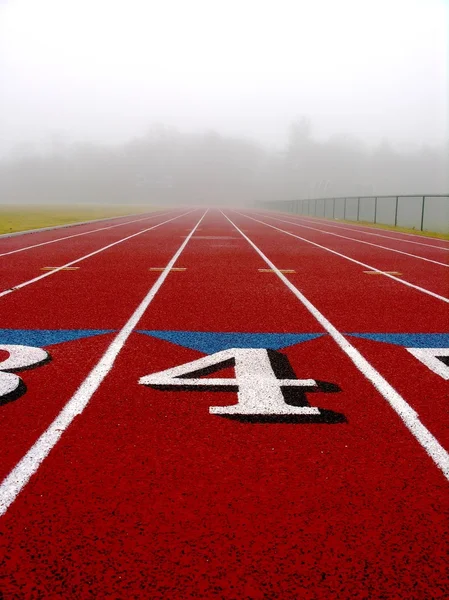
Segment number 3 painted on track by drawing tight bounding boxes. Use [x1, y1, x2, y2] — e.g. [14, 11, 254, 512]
[139, 348, 345, 423]
[0, 345, 50, 405]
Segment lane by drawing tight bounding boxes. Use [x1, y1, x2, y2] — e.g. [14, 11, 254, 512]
[0, 208, 174, 255]
[229, 210, 449, 451]
[0, 210, 207, 515]
[261, 209, 449, 251]
[0, 210, 201, 485]
[1, 209, 447, 598]
[0, 211, 173, 257]
[224, 211, 449, 474]
[238, 211, 449, 301]
[0, 209, 191, 294]
[258, 212, 449, 267]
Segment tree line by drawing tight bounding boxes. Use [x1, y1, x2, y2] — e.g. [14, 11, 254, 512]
[1, 120, 447, 205]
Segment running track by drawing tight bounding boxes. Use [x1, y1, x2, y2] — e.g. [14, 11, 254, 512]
[0, 207, 448, 598]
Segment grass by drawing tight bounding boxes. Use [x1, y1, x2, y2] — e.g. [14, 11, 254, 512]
[331, 218, 449, 240]
[0, 204, 158, 235]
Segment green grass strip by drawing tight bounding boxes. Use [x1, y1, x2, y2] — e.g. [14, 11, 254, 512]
[332, 218, 449, 241]
[0, 204, 158, 235]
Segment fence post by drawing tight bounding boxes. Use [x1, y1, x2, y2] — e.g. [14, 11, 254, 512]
[374, 197, 378, 223]
[394, 196, 399, 226]
[420, 196, 426, 231]
[344, 198, 347, 220]
[314, 199, 317, 216]
[357, 197, 360, 221]
[332, 198, 335, 219]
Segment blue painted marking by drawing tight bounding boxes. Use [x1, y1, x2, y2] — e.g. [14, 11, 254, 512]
[137, 330, 324, 354]
[0, 329, 114, 347]
[1, 330, 447, 353]
[347, 333, 449, 348]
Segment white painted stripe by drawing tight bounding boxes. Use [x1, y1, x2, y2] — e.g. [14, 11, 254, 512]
[259, 213, 449, 268]
[0, 210, 207, 517]
[267, 211, 449, 251]
[140, 378, 316, 386]
[0, 211, 175, 258]
[41, 267, 80, 271]
[0, 210, 197, 299]
[235, 212, 449, 304]
[222, 210, 449, 481]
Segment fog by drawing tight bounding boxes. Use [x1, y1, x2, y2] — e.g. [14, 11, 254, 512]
[1, 0, 447, 205]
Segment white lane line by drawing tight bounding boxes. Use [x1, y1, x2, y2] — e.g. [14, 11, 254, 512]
[0, 210, 197, 299]
[0, 211, 175, 258]
[222, 210, 449, 481]
[235, 211, 449, 304]
[265, 211, 449, 251]
[256, 212, 449, 268]
[0, 210, 207, 517]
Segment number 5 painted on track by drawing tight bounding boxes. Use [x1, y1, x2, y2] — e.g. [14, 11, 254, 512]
[139, 348, 344, 422]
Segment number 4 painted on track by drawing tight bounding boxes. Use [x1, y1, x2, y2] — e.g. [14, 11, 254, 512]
[139, 348, 345, 423]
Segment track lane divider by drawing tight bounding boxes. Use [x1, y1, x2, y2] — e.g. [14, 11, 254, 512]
[234, 211, 449, 304]
[0, 210, 176, 258]
[261, 210, 449, 251]
[222, 210, 449, 482]
[0, 209, 208, 516]
[0, 210, 197, 299]
[258, 212, 449, 268]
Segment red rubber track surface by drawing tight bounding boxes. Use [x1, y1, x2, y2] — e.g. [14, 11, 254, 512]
[258, 209, 449, 265]
[0, 209, 180, 292]
[246, 210, 449, 296]
[0, 209, 448, 599]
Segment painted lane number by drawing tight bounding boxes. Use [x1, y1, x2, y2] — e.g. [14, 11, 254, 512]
[139, 348, 344, 422]
[0, 344, 50, 404]
[2, 343, 447, 419]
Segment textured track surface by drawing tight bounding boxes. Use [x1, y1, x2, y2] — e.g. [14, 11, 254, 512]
[1, 208, 448, 599]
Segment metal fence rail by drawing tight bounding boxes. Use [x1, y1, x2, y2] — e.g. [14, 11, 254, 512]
[260, 195, 449, 234]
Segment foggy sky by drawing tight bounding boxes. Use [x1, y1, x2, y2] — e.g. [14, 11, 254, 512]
[1, 0, 447, 156]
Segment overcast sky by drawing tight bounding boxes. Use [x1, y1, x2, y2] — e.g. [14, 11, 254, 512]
[0, 0, 447, 155]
